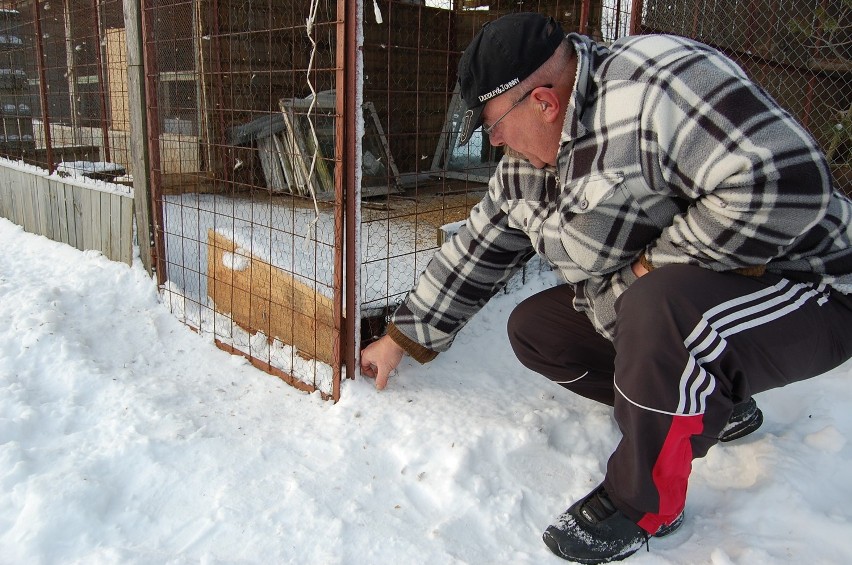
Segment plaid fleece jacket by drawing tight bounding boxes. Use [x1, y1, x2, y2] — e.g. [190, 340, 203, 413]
[388, 33, 852, 361]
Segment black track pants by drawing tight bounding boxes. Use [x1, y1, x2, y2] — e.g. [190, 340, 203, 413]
[508, 265, 852, 532]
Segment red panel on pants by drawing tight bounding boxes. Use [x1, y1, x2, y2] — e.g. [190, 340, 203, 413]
[637, 414, 704, 534]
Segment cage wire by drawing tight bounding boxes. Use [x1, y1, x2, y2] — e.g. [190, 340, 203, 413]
[148, 0, 346, 399]
[0, 0, 133, 176]
[1, 0, 847, 401]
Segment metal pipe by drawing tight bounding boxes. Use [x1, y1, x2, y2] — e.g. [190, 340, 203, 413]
[613, 0, 623, 39]
[62, 0, 80, 144]
[580, 0, 591, 35]
[630, 0, 643, 34]
[801, 0, 831, 131]
[31, 0, 55, 172]
[691, 0, 699, 38]
[140, 0, 167, 285]
[334, 0, 346, 402]
[91, 0, 111, 162]
[339, 0, 361, 402]
[209, 0, 230, 186]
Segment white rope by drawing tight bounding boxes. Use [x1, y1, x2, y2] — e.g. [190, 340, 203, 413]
[303, 0, 323, 248]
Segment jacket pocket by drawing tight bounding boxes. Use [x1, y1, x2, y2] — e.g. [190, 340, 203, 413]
[558, 170, 653, 275]
[563, 172, 625, 213]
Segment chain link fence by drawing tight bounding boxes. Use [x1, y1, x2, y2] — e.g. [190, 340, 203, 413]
[0, 0, 131, 175]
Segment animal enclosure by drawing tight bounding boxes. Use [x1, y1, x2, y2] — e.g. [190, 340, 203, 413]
[0, 0, 848, 401]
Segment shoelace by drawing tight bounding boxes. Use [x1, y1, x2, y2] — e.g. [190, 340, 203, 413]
[580, 488, 618, 523]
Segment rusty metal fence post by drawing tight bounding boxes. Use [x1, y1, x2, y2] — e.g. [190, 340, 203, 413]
[340, 0, 361, 398]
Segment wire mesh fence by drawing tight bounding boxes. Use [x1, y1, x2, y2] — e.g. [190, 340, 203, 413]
[1, 0, 847, 401]
[0, 0, 133, 176]
[147, 0, 347, 399]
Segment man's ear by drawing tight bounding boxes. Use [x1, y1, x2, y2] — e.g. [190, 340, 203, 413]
[533, 87, 560, 123]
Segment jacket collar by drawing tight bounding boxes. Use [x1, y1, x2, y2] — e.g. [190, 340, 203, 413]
[560, 33, 607, 146]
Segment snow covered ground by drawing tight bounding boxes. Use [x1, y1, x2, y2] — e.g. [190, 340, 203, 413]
[2, 215, 852, 564]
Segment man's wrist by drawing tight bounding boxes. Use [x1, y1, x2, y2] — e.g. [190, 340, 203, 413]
[386, 323, 438, 364]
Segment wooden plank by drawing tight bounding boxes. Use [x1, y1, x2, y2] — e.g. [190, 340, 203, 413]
[63, 183, 78, 249]
[123, 0, 153, 274]
[46, 181, 58, 239]
[45, 180, 60, 241]
[89, 188, 101, 253]
[106, 28, 130, 132]
[77, 186, 91, 252]
[160, 133, 201, 175]
[100, 191, 112, 258]
[206, 229, 338, 366]
[0, 169, 8, 219]
[35, 179, 50, 238]
[52, 180, 69, 245]
[32, 178, 44, 237]
[13, 172, 26, 228]
[120, 195, 134, 265]
[7, 171, 21, 225]
[42, 181, 53, 240]
[109, 193, 122, 262]
[0, 169, 9, 220]
[257, 136, 288, 192]
[21, 173, 37, 233]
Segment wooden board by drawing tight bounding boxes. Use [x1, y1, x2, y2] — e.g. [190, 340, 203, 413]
[106, 28, 130, 131]
[206, 229, 338, 365]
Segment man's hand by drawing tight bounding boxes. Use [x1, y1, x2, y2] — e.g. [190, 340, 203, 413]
[360, 334, 405, 390]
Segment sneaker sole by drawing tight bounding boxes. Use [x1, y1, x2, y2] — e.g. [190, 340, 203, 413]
[542, 529, 644, 564]
[541, 512, 684, 563]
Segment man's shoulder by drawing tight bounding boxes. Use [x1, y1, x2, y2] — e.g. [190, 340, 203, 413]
[610, 33, 706, 56]
[600, 34, 730, 80]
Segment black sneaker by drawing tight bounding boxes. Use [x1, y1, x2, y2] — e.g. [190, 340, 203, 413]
[719, 397, 763, 442]
[542, 485, 683, 563]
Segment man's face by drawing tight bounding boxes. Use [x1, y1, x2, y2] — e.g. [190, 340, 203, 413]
[481, 87, 555, 169]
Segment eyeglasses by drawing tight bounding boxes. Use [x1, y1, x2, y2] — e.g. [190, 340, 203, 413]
[482, 84, 552, 136]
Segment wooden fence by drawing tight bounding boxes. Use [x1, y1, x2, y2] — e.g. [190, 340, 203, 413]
[0, 160, 134, 264]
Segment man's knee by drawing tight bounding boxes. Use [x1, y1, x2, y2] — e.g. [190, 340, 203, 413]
[507, 298, 537, 359]
[506, 301, 527, 342]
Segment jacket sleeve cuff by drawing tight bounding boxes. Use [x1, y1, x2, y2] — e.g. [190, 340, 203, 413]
[733, 264, 767, 277]
[639, 252, 655, 272]
[386, 322, 439, 364]
[641, 252, 766, 277]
